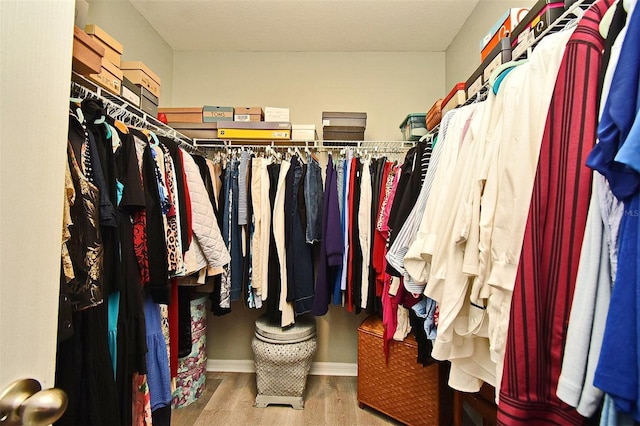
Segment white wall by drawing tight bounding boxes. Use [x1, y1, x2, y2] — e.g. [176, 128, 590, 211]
[87, 0, 174, 105]
[0, 0, 75, 389]
[173, 51, 445, 141]
[445, 0, 536, 92]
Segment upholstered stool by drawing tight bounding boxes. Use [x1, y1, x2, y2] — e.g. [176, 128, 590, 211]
[251, 315, 317, 409]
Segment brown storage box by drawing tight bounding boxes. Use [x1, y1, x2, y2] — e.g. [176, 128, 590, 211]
[88, 58, 123, 95]
[72, 26, 105, 76]
[357, 315, 453, 426]
[84, 24, 123, 67]
[169, 122, 218, 139]
[121, 61, 161, 98]
[426, 99, 443, 131]
[158, 107, 203, 124]
[234, 106, 264, 122]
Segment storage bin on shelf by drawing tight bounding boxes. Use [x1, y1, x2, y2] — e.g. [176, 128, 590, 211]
[251, 315, 317, 410]
[400, 113, 427, 141]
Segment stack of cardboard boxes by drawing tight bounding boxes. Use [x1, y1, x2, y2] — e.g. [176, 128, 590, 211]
[322, 112, 367, 144]
[71, 24, 162, 116]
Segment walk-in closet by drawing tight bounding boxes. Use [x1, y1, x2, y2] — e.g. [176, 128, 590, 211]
[2, 0, 639, 425]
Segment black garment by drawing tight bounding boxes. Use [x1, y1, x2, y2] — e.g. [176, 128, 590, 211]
[151, 404, 171, 426]
[350, 160, 363, 314]
[55, 304, 121, 425]
[83, 100, 122, 295]
[242, 158, 254, 306]
[158, 137, 190, 253]
[113, 127, 148, 426]
[285, 156, 315, 315]
[409, 309, 436, 366]
[367, 157, 387, 315]
[265, 163, 282, 323]
[131, 129, 170, 304]
[386, 143, 425, 276]
[178, 286, 193, 358]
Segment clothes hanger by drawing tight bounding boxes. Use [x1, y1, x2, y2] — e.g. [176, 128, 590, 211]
[599, 0, 619, 37]
[489, 59, 528, 94]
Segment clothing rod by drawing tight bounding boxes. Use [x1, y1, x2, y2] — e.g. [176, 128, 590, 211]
[193, 139, 414, 152]
[70, 73, 205, 156]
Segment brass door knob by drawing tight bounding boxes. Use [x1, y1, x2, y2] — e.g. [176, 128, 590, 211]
[0, 379, 67, 426]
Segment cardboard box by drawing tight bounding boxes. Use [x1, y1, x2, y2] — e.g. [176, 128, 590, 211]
[121, 77, 141, 107]
[323, 126, 365, 142]
[217, 121, 291, 139]
[483, 38, 513, 83]
[322, 111, 367, 128]
[357, 316, 453, 426]
[72, 26, 105, 76]
[203, 106, 234, 122]
[264, 107, 290, 122]
[292, 124, 318, 141]
[479, 8, 530, 61]
[157, 107, 203, 123]
[88, 58, 123, 96]
[169, 122, 218, 139]
[84, 24, 123, 67]
[121, 61, 161, 98]
[510, 1, 565, 59]
[442, 83, 466, 116]
[234, 106, 264, 122]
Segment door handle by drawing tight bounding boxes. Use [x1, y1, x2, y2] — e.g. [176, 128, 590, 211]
[0, 379, 67, 425]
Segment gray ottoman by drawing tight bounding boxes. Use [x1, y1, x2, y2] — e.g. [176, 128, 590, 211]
[252, 315, 317, 409]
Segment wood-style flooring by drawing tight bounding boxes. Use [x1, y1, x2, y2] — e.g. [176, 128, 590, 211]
[171, 372, 402, 425]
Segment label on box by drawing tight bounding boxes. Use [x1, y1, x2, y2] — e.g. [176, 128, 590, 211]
[121, 85, 140, 107]
[513, 28, 534, 59]
[467, 76, 483, 99]
[322, 119, 330, 126]
[272, 132, 288, 138]
[204, 111, 233, 118]
[234, 114, 251, 122]
[484, 54, 503, 82]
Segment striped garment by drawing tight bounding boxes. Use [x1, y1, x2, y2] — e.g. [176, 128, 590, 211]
[497, 0, 614, 424]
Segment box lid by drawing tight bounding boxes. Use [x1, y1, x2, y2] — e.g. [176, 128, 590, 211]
[218, 121, 291, 130]
[479, 8, 530, 51]
[292, 124, 316, 130]
[443, 83, 466, 106]
[158, 107, 202, 114]
[84, 24, 123, 54]
[322, 111, 367, 119]
[74, 26, 105, 57]
[102, 57, 123, 80]
[255, 315, 315, 344]
[510, 1, 564, 46]
[121, 61, 161, 85]
[400, 113, 427, 129]
[168, 122, 218, 130]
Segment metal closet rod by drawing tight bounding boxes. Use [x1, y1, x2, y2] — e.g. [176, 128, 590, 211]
[70, 74, 204, 156]
[193, 139, 414, 153]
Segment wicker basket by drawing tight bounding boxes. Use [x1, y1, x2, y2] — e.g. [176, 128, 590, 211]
[252, 315, 317, 409]
[357, 315, 452, 426]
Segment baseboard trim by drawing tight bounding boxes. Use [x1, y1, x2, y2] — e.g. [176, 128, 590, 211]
[206, 359, 357, 377]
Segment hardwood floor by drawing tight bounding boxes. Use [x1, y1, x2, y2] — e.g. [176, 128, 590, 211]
[171, 372, 402, 425]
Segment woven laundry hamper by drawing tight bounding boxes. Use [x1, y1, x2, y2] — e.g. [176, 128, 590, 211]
[251, 315, 317, 409]
[171, 295, 208, 409]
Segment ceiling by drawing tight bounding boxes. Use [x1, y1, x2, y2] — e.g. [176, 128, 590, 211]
[129, 0, 480, 52]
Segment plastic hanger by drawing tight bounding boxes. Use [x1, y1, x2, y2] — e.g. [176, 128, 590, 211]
[489, 59, 528, 94]
[600, 0, 619, 37]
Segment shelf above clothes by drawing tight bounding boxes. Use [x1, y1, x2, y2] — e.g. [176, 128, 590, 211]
[70, 72, 203, 155]
[193, 138, 415, 153]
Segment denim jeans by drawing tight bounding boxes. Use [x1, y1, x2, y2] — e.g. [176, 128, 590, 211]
[304, 154, 324, 243]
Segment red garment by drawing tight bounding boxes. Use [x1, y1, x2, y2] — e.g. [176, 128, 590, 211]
[371, 162, 393, 296]
[346, 157, 358, 312]
[133, 211, 150, 286]
[497, 1, 612, 424]
[177, 149, 193, 250]
[168, 277, 179, 378]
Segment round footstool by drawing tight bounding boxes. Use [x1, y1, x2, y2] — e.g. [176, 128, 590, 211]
[252, 315, 317, 409]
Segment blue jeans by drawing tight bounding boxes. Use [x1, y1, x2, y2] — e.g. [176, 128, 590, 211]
[304, 154, 324, 243]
